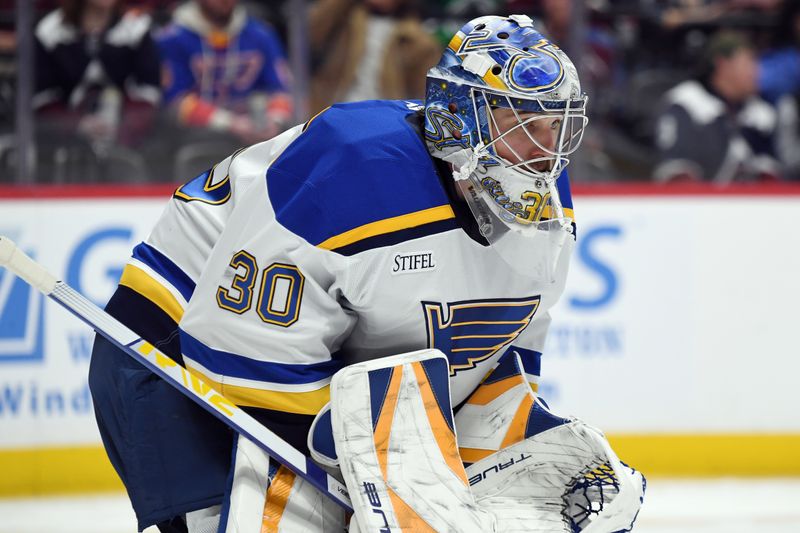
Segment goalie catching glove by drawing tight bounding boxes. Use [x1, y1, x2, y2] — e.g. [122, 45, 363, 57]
[455, 350, 646, 532]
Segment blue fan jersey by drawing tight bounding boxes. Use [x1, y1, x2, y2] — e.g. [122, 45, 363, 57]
[157, 4, 290, 106]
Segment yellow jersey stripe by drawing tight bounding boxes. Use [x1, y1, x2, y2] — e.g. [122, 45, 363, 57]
[318, 204, 456, 251]
[119, 264, 184, 323]
[302, 106, 331, 132]
[186, 367, 330, 416]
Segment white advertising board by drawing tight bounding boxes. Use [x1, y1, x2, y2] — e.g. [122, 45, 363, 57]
[543, 195, 800, 433]
[1, 192, 799, 452]
[0, 197, 166, 448]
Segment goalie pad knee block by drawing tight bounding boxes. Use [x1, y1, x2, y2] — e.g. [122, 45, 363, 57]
[330, 349, 495, 532]
[457, 351, 645, 532]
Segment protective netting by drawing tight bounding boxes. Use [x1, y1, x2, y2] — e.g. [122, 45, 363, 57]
[564, 462, 645, 533]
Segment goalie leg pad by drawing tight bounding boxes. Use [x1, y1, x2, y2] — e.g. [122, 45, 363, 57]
[217, 435, 345, 533]
[330, 349, 495, 533]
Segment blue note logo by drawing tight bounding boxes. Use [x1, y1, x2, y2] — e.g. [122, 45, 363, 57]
[0, 247, 44, 363]
[423, 296, 541, 375]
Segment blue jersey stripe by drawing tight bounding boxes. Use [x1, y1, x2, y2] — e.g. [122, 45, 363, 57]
[132, 242, 195, 301]
[180, 330, 342, 384]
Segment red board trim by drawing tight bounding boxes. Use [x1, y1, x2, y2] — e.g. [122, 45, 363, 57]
[1, 182, 800, 199]
[570, 183, 800, 196]
[0, 184, 178, 199]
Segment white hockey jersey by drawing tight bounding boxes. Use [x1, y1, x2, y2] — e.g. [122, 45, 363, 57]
[119, 100, 576, 423]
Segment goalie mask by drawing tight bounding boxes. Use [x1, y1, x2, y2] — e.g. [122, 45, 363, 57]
[424, 15, 588, 282]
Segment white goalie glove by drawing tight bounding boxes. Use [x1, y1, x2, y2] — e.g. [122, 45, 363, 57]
[457, 351, 646, 532]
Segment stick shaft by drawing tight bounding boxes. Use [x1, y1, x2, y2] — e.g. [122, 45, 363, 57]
[0, 236, 352, 511]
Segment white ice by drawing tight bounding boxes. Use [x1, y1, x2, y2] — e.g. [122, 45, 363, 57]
[0, 478, 798, 533]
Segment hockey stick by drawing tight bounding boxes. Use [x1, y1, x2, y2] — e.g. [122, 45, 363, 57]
[0, 236, 353, 512]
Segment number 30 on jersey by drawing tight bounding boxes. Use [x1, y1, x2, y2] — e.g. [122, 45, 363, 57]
[216, 250, 305, 327]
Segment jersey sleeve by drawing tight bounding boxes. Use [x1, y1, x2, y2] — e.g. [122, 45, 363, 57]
[176, 201, 355, 418]
[163, 126, 357, 433]
[88, 145, 278, 525]
[118, 152, 240, 330]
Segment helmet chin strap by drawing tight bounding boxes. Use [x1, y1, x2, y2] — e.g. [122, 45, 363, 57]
[443, 144, 483, 183]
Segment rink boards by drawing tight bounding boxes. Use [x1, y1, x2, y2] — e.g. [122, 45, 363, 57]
[1, 183, 799, 495]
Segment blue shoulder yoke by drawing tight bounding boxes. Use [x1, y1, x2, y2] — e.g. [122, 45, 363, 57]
[266, 100, 459, 255]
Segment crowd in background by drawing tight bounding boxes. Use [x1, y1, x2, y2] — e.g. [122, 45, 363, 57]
[2, 0, 800, 184]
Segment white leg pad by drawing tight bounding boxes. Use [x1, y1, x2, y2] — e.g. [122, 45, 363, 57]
[219, 435, 271, 533]
[330, 349, 495, 532]
[219, 435, 346, 533]
[262, 464, 346, 533]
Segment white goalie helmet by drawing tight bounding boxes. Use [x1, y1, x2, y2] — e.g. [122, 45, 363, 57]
[424, 15, 588, 281]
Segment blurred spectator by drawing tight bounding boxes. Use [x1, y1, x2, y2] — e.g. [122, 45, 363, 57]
[759, 0, 800, 178]
[308, 0, 441, 114]
[156, 0, 293, 148]
[33, 0, 161, 154]
[524, 0, 628, 182]
[0, 0, 15, 132]
[653, 30, 781, 183]
[657, 0, 781, 30]
[759, 0, 800, 103]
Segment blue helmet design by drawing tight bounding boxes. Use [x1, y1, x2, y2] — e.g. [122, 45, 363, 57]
[424, 15, 588, 181]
